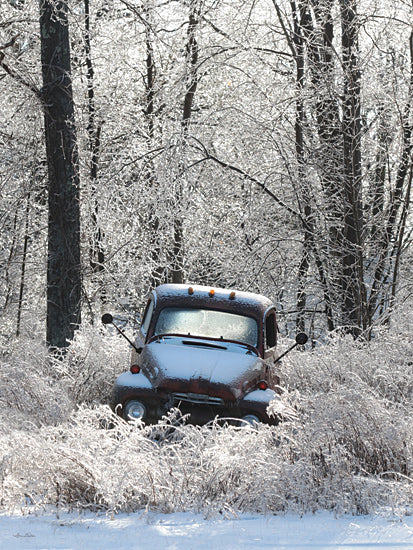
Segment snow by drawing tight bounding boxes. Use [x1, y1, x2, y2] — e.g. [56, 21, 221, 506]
[1, 511, 413, 550]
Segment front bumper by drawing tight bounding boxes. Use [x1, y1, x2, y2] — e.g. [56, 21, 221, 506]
[113, 374, 280, 425]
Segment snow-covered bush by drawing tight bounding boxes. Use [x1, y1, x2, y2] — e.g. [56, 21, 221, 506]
[0, 323, 129, 432]
[0, 338, 71, 432]
[1, 405, 412, 517]
[51, 323, 130, 405]
[0, 306, 412, 517]
[275, 303, 413, 482]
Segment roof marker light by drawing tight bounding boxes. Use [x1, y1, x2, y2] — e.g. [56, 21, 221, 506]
[209, 289, 215, 297]
[229, 291, 236, 300]
[188, 287, 194, 295]
[258, 380, 268, 390]
[130, 364, 141, 374]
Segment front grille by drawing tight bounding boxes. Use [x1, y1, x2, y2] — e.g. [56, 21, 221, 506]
[172, 392, 224, 406]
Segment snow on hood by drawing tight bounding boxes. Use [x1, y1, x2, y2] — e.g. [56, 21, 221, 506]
[140, 339, 263, 400]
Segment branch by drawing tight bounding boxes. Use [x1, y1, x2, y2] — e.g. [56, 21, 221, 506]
[272, 0, 296, 58]
[202, 15, 292, 59]
[189, 140, 301, 219]
[0, 37, 42, 99]
[0, 36, 18, 50]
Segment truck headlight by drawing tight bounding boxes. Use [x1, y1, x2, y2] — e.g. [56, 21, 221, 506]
[241, 414, 260, 427]
[124, 400, 146, 421]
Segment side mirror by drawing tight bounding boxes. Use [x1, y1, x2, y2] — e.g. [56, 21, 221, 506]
[295, 332, 308, 345]
[101, 313, 113, 325]
[101, 312, 142, 354]
[274, 332, 309, 365]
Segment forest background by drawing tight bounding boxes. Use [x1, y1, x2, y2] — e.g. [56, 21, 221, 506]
[2, 0, 413, 345]
[0, 0, 413, 518]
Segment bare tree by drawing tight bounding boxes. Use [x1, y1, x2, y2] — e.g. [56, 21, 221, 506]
[271, 0, 412, 336]
[40, 0, 81, 347]
[84, 0, 105, 281]
[171, 0, 202, 284]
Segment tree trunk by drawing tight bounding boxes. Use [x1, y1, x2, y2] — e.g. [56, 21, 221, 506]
[171, 1, 201, 284]
[277, 0, 336, 332]
[40, 0, 81, 348]
[85, 0, 105, 281]
[16, 193, 30, 337]
[368, 32, 413, 324]
[340, 0, 366, 334]
[291, 1, 310, 333]
[143, 3, 166, 288]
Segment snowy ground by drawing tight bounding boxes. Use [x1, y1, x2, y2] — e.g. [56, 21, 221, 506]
[1, 511, 413, 550]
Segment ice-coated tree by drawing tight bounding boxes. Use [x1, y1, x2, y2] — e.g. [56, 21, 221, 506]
[40, 0, 81, 347]
[1, 0, 413, 344]
[281, 0, 413, 336]
[1, 0, 82, 347]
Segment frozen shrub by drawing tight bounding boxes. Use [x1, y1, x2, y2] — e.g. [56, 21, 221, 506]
[0, 338, 72, 432]
[0, 322, 129, 431]
[50, 323, 130, 405]
[0, 405, 412, 516]
[273, 303, 413, 487]
[0, 305, 412, 516]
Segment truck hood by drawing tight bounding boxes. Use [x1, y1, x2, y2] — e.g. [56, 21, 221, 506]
[140, 339, 263, 401]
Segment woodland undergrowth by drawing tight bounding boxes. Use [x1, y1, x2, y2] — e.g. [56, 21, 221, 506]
[0, 307, 412, 517]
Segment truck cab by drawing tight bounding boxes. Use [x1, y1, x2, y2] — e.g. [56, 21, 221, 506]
[109, 283, 291, 426]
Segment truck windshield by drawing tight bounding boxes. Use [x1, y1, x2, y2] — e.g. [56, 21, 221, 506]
[154, 307, 258, 347]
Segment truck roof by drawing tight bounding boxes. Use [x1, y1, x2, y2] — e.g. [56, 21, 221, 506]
[151, 284, 274, 321]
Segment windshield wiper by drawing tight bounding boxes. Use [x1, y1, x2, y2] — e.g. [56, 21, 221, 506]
[182, 340, 227, 350]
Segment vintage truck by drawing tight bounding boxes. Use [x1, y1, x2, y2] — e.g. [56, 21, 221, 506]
[102, 283, 307, 426]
